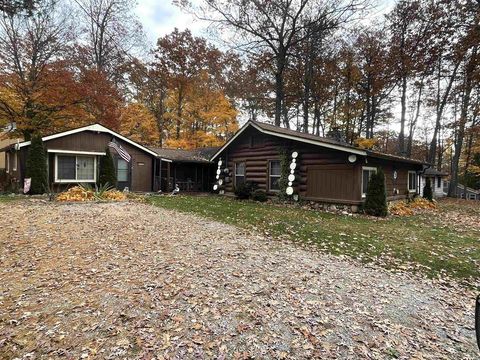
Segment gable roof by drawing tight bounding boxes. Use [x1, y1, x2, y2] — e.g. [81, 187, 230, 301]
[423, 168, 449, 177]
[148, 146, 219, 164]
[211, 120, 425, 165]
[13, 123, 171, 160]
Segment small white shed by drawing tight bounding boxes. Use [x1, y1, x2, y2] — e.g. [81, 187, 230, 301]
[419, 168, 448, 198]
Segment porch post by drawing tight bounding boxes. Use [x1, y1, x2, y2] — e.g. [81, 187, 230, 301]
[166, 161, 171, 192]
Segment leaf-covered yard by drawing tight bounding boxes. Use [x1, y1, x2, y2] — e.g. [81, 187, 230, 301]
[148, 195, 480, 284]
[0, 199, 478, 359]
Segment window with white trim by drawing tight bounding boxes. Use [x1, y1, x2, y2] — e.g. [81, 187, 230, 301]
[408, 171, 417, 192]
[469, 193, 476, 200]
[362, 167, 377, 197]
[117, 159, 129, 182]
[55, 154, 96, 182]
[235, 162, 245, 187]
[269, 160, 281, 191]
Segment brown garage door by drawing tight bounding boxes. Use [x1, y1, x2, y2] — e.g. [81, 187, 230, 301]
[306, 165, 358, 201]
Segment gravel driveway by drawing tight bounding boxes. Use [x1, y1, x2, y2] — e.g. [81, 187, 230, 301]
[0, 200, 478, 359]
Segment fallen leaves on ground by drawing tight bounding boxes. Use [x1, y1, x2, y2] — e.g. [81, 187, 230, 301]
[389, 197, 437, 216]
[56, 186, 126, 202]
[0, 201, 477, 359]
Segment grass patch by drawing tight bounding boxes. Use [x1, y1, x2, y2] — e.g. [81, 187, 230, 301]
[148, 195, 480, 283]
[0, 194, 18, 203]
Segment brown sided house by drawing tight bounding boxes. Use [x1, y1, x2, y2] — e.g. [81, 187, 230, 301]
[2, 124, 216, 193]
[211, 121, 426, 205]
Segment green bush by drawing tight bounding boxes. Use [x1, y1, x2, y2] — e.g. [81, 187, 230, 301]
[252, 189, 268, 202]
[98, 148, 116, 187]
[364, 167, 388, 217]
[423, 177, 433, 201]
[234, 181, 257, 200]
[25, 135, 48, 195]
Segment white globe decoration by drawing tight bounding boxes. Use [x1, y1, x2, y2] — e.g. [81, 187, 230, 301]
[289, 162, 297, 170]
[213, 184, 218, 191]
[291, 151, 298, 159]
[288, 181, 292, 186]
[216, 174, 220, 180]
[292, 158, 296, 163]
[393, 171, 398, 180]
[218, 179, 223, 185]
[348, 154, 357, 163]
[224, 168, 229, 173]
[288, 174, 295, 182]
[286, 186, 294, 195]
[218, 160, 223, 166]
[290, 169, 295, 174]
[216, 169, 221, 175]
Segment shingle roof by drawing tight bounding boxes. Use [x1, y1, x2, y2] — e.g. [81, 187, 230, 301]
[148, 147, 219, 163]
[423, 168, 449, 176]
[249, 121, 425, 165]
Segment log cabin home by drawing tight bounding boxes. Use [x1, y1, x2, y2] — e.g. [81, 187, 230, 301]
[1, 124, 216, 193]
[211, 120, 427, 207]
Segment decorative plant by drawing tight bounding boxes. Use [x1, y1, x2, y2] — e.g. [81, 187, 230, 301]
[234, 181, 257, 200]
[25, 134, 48, 195]
[98, 148, 116, 187]
[251, 189, 268, 202]
[364, 167, 388, 217]
[423, 177, 433, 201]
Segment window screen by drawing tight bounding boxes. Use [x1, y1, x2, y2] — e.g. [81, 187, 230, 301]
[362, 168, 376, 195]
[269, 160, 281, 191]
[117, 159, 129, 182]
[77, 156, 95, 180]
[235, 162, 245, 187]
[408, 172, 417, 191]
[57, 155, 76, 180]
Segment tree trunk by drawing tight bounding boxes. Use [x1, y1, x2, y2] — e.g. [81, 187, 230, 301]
[449, 48, 477, 197]
[398, 75, 407, 156]
[274, 51, 286, 127]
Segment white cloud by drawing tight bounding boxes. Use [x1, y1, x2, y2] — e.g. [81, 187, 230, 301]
[135, 0, 206, 46]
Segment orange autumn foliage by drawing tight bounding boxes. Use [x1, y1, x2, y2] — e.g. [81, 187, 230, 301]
[119, 103, 160, 145]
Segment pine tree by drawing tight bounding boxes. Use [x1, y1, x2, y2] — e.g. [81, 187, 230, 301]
[423, 177, 433, 201]
[364, 167, 388, 217]
[25, 134, 48, 195]
[98, 148, 116, 187]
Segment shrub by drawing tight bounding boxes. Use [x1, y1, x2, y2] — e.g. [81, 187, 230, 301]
[423, 177, 433, 201]
[252, 189, 268, 202]
[98, 148, 116, 187]
[364, 167, 388, 217]
[234, 181, 257, 200]
[25, 135, 48, 195]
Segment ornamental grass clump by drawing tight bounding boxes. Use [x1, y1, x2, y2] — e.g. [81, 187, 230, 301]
[364, 168, 388, 217]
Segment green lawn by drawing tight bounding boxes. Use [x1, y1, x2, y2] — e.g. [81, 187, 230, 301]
[148, 195, 480, 284]
[0, 194, 18, 203]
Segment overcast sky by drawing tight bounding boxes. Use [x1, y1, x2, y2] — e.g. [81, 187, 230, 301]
[135, 0, 397, 48]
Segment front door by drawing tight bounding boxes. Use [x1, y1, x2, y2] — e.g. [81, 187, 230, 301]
[116, 158, 131, 191]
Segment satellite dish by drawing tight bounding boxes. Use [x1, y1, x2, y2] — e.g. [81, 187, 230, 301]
[289, 162, 297, 170]
[292, 151, 298, 159]
[213, 184, 218, 191]
[348, 154, 357, 163]
[286, 187, 294, 195]
[218, 179, 223, 185]
[288, 174, 295, 182]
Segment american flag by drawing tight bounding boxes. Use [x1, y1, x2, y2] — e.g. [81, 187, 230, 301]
[108, 140, 131, 162]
